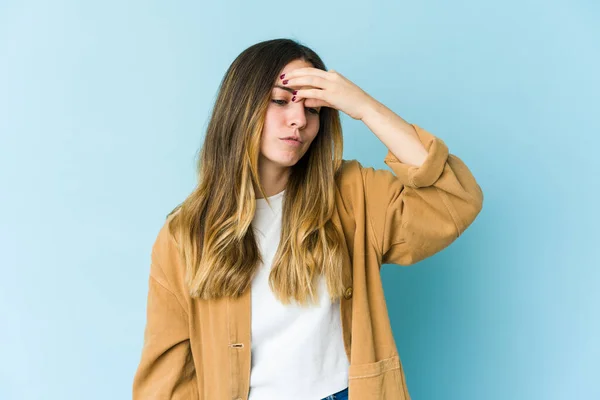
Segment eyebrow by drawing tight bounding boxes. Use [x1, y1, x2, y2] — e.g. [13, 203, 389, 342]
[273, 85, 295, 94]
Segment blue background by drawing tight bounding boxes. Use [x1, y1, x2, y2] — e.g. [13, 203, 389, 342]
[1, 1, 598, 399]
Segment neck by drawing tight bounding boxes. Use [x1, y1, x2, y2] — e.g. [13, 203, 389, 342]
[254, 158, 290, 199]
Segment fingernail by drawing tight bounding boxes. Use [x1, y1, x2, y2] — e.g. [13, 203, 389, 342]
[280, 74, 285, 79]
[292, 96, 296, 101]
[282, 80, 288, 85]
[292, 90, 297, 95]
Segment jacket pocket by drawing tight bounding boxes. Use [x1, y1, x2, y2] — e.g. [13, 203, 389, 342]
[348, 355, 410, 400]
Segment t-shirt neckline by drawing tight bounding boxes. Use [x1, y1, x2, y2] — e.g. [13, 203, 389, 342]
[255, 189, 285, 209]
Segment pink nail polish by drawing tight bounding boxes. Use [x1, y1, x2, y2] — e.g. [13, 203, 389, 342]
[280, 74, 285, 79]
[292, 96, 296, 102]
[282, 80, 288, 85]
[292, 90, 297, 95]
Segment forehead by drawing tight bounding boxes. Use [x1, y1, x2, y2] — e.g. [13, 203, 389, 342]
[272, 60, 316, 93]
[280, 59, 313, 73]
[273, 59, 314, 84]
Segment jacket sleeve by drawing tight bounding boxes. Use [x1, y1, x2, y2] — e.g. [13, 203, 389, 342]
[361, 123, 484, 266]
[132, 255, 198, 399]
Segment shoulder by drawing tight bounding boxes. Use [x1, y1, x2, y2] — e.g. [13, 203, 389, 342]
[334, 159, 370, 222]
[336, 159, 363, 190]
[149, 209, 185, 288]
[336, 158, 398, 199]
[153, 209, 180, 258]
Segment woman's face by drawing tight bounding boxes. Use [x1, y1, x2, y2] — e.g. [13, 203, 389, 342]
[259, 59, 321, 170]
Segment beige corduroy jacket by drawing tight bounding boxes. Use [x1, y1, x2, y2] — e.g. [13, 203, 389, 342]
[132, 124, 484, 399]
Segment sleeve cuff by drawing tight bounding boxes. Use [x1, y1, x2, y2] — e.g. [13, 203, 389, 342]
[383, 123, 449, 188]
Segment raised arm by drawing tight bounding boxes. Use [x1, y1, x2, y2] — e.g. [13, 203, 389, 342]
[361, 123, 484, 266]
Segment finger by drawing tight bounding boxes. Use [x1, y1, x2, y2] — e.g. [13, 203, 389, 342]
[282, 67, 331, 81]
[305, 99, 331, 109]
[293, 90, 333, 109]
[293, 88, 326, 102]
[284, 76, 330, 91]
[294, 98, 331, 111]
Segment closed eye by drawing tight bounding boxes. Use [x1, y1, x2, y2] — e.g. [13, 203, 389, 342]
[271, 99, 319, 115]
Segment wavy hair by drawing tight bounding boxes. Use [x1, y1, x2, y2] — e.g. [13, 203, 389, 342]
[166, 38, 346, 305]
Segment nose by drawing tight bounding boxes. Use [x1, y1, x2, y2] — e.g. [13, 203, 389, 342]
[287, 99, 307, 130]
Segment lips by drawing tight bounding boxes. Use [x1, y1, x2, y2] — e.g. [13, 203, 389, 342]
[280, 137, 302, 143]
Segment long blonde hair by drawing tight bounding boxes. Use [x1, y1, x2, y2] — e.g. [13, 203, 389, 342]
[167, 38, 347, 306]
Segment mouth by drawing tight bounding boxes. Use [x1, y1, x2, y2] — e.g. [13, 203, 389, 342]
[280, 137, 302, 144]
[280, 137, 302, 147]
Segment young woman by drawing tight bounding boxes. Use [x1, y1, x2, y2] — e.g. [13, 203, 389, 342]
[132, 38, 484, 400]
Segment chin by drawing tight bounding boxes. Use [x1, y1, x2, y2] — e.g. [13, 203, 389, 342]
[275, 158, 299, 167]
[260, 150, 305, 168]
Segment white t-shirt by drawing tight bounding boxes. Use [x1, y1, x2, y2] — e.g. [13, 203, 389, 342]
[248, 189, 350, 400]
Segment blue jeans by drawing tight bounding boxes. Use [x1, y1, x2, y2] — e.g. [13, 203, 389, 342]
[320, 387, 348, 400]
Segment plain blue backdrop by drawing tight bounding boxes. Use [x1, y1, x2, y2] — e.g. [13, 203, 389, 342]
[1, 0, 598, 399]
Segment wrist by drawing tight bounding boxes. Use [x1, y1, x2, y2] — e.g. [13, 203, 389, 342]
[359, 96, 384, 123]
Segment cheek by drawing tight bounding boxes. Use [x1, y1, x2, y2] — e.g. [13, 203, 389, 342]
[307, 119, 320, 141]
[263, 110, 285, 134]
[260, 115, 276, 138]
